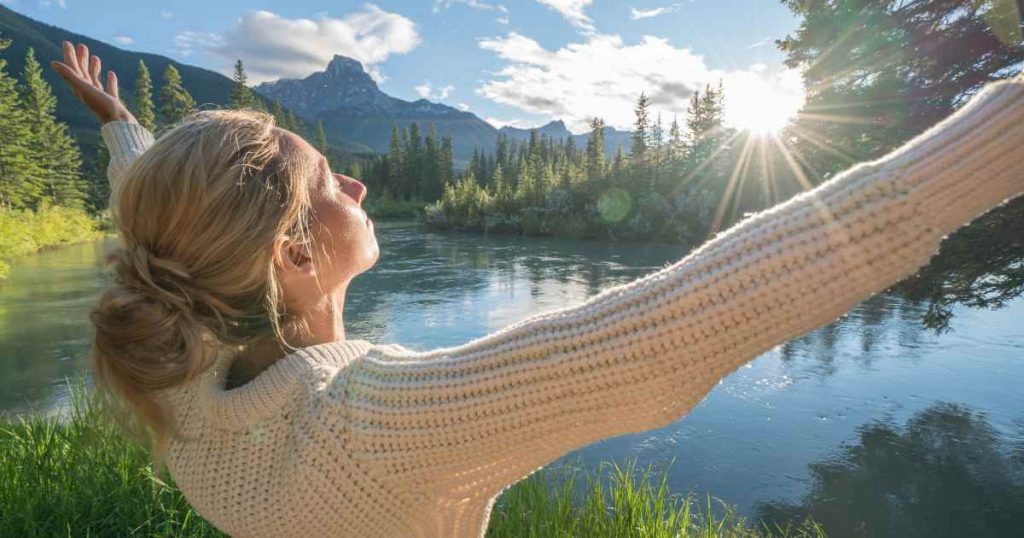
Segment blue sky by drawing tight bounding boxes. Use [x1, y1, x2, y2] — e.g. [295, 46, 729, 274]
[4, 0, 805, 132]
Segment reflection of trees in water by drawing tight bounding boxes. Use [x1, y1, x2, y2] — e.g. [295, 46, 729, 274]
[347, 225, 680, 340]
[778, 294, 930, 377]
[757, 403, 1024, 538]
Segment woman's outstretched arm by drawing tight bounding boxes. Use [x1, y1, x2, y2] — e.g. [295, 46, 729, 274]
[323, 75, 1024, 508]
[50, 41, 153, 193]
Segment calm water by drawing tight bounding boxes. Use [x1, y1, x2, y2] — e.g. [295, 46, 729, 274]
[2, 222, 1023, 537]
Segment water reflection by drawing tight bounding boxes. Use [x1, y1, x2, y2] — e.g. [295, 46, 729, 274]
[344, 222, 683, 346]
[777, 294, 930, 380]
[757, 403, 1024, 538]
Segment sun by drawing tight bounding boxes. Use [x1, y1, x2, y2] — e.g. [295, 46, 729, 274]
[724, 70, 805, 135]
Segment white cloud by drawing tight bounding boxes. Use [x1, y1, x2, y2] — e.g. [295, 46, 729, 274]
[414, 80, 455, 101]
[39, 0, 66, 8]
[535, 0, 594, 33]
[434, 0, 510, 24]
[457, 102, 471, 111]
[173, 31, 223, 57]
[112, 36, 134, 45]
[477, 31, 804, 132]
[177, 5, 420, 84]
[630, 7, 670, 20]
[161, 11, 173, 19]
[629, 2, 689, 20]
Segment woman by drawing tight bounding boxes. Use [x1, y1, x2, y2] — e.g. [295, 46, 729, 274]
[52, 40, 1023, 538]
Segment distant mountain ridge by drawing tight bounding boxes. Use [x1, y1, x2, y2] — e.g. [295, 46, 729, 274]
[256, 55, 632, 161]
[498, 120, 632, 157]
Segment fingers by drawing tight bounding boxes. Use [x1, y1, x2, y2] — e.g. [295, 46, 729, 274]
[56, 41, 119, 101]
[106, 70, 119, 100]
[50, 61, 77, 84]
[76, 43, 90, 81]
[62, 41, 82, 78]
[50, 61, 87, 98]
[89, 56, 103, 88]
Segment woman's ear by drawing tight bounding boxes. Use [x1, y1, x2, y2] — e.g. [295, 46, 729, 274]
[273, 236, 315, 279]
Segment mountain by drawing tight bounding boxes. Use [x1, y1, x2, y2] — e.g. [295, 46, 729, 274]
[499, 120, 632, 156]
[498, 120, 574, 140]
[0, 5, 371, 155]
[256, 55, 500, 160]
[256, 55, 633, 161]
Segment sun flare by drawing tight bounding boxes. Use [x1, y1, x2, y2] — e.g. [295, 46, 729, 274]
[724, 69, 805, 135]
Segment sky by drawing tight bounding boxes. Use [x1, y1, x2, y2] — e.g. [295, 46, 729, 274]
[2, 0, 807, 133]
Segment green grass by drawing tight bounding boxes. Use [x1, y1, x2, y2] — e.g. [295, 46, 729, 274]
[0, 384, 824, 537]
[0, 205, 100, 280]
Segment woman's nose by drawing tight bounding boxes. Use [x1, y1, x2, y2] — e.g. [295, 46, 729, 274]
[336, 174, 367, 205]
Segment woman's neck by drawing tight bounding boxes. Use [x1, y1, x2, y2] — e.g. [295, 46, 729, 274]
[225, 287, 347, 388]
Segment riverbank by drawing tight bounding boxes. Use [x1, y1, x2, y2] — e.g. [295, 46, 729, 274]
[364, 194, 426, 219]
[0, 206, 100, 280]
[0, 384, 823, 537]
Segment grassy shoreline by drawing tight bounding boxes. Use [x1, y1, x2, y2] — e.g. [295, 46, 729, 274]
[0, 384, 824, 537]
[0, 206, 101, 280]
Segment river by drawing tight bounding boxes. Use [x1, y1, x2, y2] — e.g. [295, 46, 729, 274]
[2, 221, 1022, 537]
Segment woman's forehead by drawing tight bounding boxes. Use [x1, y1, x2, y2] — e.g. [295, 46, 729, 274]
[277, 127, 330, 178]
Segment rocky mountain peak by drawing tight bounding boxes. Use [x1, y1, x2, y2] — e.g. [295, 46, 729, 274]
[323, 55, 376, 88]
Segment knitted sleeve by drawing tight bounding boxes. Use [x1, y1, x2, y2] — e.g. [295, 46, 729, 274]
[99, 121, 154, 194]
[330, 75, 1024, 502]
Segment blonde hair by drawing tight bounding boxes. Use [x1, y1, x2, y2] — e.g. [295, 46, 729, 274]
[91, 110, 320, 457]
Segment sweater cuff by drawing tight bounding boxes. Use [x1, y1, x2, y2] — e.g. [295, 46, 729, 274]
[101, 121, 154, 182]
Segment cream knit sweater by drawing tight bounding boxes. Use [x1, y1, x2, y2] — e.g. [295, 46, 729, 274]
[99, 75, 1024, 538]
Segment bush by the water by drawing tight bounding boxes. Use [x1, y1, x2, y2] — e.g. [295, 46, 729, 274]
[0, 206, 98, 279]
[0, 384, 824, 537]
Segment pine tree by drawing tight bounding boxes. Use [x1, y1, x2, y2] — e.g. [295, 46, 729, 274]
[668, 116, 684, 161]
[315, 120, 328, 154]
[439, 136, 454, 187]
[0, 35, 45, 209]
[651, 113, 664, 150]
[285, 110, 301, 133]
[83, 141, 110, 211]
[388, 124, 404, 197]
[346, 160, 363, 180]
[270, 100, 286, 125]
[423, 125, 441, 200]
[133, 60, 157, 131]
[159, 64, 195, 126]
[491, 163, 515, 215]
[630, 93, 650, 161]
[407, 123, 423, 198]
[585, 117, 605, 181]
[20, 48, 83, 207]
[229, 59, 259, 110]
[683, 82, 728, 176]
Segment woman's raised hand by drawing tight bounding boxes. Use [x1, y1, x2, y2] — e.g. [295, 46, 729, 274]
[50, 41, 136, 125]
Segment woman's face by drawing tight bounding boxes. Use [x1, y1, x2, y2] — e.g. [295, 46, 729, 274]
[286, 131, 378, 289]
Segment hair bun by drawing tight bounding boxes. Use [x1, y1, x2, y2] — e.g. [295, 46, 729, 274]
[113, 245, 194, 311]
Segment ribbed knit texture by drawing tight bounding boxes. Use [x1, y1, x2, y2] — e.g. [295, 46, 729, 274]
[99, 75, 1024, 538]
[101, 120, 154, 193]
